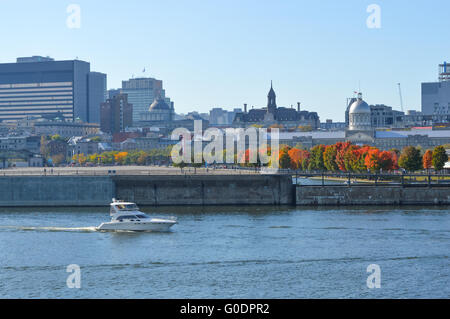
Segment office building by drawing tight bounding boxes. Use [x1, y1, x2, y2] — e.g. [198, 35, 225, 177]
[0, 56, 106, 123]
[87, 72, 107, 123]
[422, 62, 450, 116]
[100, 93, 133, 134]
[121, 77, 173, 124]
[108, 89, 121, 100]
[320, 120, 347, 131]
[16, 56, 54, 63]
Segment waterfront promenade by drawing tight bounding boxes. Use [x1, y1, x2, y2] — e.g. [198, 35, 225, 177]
[0, 166, 260, 176]
[1, 167, 449, 207]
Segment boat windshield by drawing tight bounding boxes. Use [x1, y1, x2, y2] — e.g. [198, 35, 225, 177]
[116, 204, 139, 211]
[135, 214, 150, 219]
[116, 214, 149, 221]
[117, 215, 137, 221]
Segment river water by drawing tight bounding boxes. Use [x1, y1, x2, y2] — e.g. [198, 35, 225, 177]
[0, 205, 448, 299]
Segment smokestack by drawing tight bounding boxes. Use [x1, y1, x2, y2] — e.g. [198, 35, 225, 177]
[244, 103, 247, 113]
[297, 102, 301, 112]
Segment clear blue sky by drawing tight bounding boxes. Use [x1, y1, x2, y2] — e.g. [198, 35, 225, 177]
[1, 0, 449, 121]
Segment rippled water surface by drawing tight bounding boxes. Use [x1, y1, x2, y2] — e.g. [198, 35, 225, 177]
[0, 206, 449, 298]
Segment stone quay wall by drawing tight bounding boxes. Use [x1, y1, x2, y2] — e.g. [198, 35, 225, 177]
[296, 185, 450, 206]
[0, 175, 294, 207]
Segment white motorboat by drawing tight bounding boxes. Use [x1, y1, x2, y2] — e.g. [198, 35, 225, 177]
[97, 199, 177, 232]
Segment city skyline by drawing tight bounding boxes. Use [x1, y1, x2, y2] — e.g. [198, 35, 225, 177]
[1, 1, 450, 121]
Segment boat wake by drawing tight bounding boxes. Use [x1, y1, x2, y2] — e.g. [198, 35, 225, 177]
[0, 226, 98, 233]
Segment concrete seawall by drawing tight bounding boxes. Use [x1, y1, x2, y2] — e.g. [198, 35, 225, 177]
[296, 186, 450, 206]
[114, 175, 294, 206]
[0, 175, 294, 207]
[0, 176, 115, 207]
[1, 175, 449, 207]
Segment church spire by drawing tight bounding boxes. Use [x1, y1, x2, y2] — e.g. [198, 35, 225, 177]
[267, 81, 277, 114]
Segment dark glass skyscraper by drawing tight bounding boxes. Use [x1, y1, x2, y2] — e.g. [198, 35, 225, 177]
[87, 72, 107, 123]
[100, 93, 133, 134]
[0, 57, 106, 123]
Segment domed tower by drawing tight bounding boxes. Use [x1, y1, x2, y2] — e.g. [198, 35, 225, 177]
[147, 95, 173, 122]
[267, 81, 277, 114]
[348, 93, 371, 130]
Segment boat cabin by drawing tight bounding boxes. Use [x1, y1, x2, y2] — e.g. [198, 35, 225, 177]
[110, 199, 140, 215]
[115, 214, 150, 222]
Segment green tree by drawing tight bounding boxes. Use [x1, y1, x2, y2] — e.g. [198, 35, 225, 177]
[323, 145, 338, 172]
[308, 145, 325, 171]
[398, 146, 422, 172]
[432, 146, 448, 171]
[279, 152, 292, 169]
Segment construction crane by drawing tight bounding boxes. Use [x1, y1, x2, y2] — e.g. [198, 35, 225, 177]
[397, 83, 404, 112]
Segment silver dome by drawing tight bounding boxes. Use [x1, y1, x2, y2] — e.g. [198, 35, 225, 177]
[349, 98, 370, 114]
[149, 96, 170, 111]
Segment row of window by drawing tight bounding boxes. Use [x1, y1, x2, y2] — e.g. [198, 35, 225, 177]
[0, 91, 73, 98]
[0, 82, 73, 89]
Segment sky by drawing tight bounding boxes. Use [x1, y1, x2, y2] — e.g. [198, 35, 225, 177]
[0, 0, 449, 121]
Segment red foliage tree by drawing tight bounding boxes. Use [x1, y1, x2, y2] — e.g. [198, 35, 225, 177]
[299, 150, 311, 170]
[378, 151, 397, 171]
[288, 148, 302, 170]
[423, 150, 433, 171]
[365, 149, 381, 172]
[335, 142, 352, 171]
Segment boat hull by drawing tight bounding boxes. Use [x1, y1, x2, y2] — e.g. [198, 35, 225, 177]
[97, 220, 177, 232]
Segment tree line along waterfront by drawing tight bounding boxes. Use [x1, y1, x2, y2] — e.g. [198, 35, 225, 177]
[237, 142, 449, 174]
[36, 134, 450, 175]
[275, 142, 449, 173]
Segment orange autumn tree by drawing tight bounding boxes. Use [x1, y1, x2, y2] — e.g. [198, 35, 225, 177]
[288, 148, 302, 170]
[344, 145, 372, 172]
[114, 152, 128, 165]
[335, 142, 352, 171]
[390, 150, 399, 171]
[379, 150, 398, 171]
[344, 145, 362, 172]
[423, 150, 433, 171]
[365, 149, 382, 172]
[364, 149, 398, 172]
